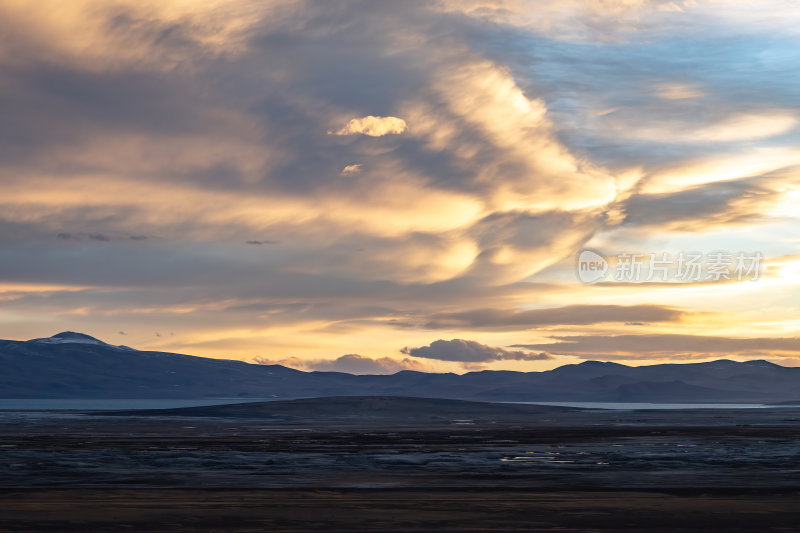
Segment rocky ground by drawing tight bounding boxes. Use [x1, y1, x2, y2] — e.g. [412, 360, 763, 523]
[1, 397, 800, 531]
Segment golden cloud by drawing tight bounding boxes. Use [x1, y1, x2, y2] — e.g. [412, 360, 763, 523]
[339, 164, 363, 176]
[402, 60, 618, 213]
[332, 116, 407, 137]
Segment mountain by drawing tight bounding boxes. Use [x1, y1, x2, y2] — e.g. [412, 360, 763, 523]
[1, 332, 799, 402]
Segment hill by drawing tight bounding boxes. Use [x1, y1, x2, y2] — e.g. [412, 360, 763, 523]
[1, 332, 798, 402]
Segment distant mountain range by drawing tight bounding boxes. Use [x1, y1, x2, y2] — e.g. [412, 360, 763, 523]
[1, 332, 798, 402]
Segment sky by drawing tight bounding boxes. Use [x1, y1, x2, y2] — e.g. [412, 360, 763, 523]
[1, 0, 799, 373]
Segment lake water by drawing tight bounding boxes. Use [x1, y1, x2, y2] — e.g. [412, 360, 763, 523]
[0, 398, 778, 411]
[0, 398, 270, 411]
[516, 401, 773, 410]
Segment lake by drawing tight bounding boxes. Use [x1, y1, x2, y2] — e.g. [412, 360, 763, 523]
[517, 401, 774, 410]
[0, 398, 779, 411]
[0, 398, 271, 410]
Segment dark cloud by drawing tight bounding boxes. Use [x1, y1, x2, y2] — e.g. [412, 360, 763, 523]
[55, 232, 149, 243]
[513, 334, 800, 360]
[402, 339, 552, 363]
[424, 304, 685, 330]
[620, 176, 781, 231]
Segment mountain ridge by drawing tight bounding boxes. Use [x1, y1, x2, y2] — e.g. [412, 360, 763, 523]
[1, 332, 797, 402]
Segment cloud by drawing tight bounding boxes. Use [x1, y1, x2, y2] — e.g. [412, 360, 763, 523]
[639, 147, 800, 195]
[308, 354, 426, 374]
[0, 0, 798, 364]
[653, 82, 707, 100]
[434, 0, 681, 41]
[514, 334, 800, 360]
[437, 0, 800, 43]
[255, 353, 426, 375]
[602, 110, 798, 144]
[339, 163, 362, 176]
[401, 59, 617, 212]
[459, 210, 600, 285]
[56, 232, 149, 243]
[620, 175, 785, 232]
[423, 304, 686, 330]
[402, 339, 552, 363]
[332, 116, 407, 137]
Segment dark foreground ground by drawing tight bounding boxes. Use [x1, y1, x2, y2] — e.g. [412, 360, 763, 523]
[2, 396, 800, 531]
[4, 488, 800, 532]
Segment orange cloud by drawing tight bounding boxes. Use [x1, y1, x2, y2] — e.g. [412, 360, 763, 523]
[332, 116, 407, 136]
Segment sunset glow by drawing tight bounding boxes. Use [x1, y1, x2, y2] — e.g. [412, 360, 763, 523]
[1, 0, 799, 372]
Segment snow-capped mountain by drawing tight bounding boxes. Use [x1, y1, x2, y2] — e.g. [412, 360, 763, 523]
[28, 331, 135, 351]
